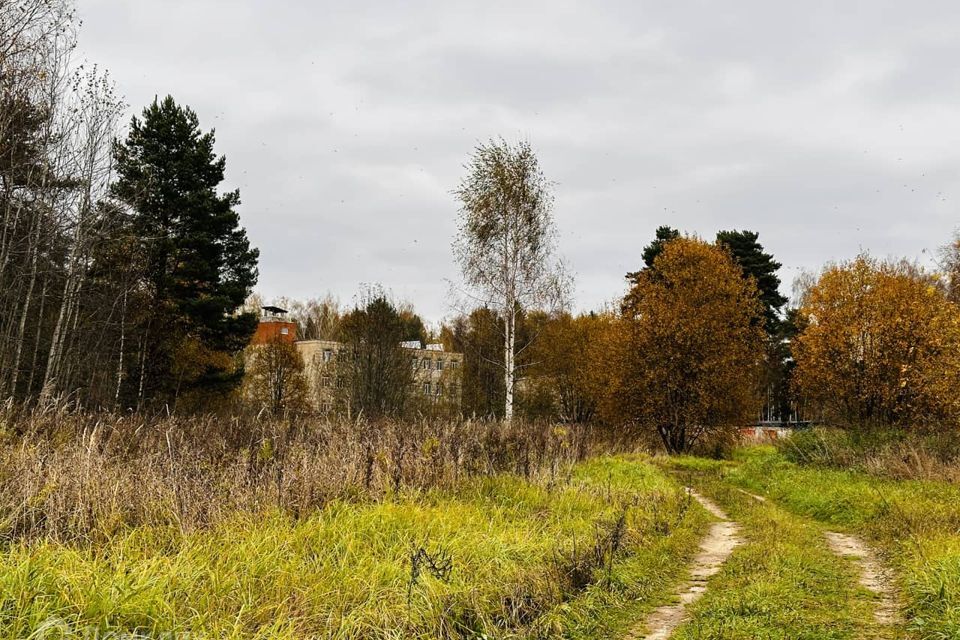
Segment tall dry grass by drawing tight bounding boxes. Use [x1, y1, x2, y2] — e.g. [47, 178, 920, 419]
[0, 406, 620, 543]
[779, 426, 960, 483]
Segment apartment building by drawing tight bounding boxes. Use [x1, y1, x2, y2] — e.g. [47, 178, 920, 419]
[296, 339, 463, 414]
[250, 307, 463, 413]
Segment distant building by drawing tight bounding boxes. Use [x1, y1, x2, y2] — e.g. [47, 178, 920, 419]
[251, 306, 297, 345]
[297, 339, 463, 414]
[248, 308, 463, 414]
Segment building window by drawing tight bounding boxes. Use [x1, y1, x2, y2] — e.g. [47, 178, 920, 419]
[423, 382, 431, 395]
[422, 359, 431, 370]
[321, 376, 332, 388]
[436, 383, 444, 397]
[323, 349, 333, 363]
[411, 356, 418, 369]
[450, 360, 459, 369]
[280, 327, 289, 335]
[436, 359, 443, 371]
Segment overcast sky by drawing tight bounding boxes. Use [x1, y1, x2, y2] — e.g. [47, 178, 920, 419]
[77, 1, 959, 322]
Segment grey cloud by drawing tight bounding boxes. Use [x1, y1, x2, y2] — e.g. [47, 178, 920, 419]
[78, 0, 960, 320]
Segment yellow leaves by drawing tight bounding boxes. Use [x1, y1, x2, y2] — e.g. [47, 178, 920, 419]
[612, 238, 766, 451]
[794, 255, 960, 429]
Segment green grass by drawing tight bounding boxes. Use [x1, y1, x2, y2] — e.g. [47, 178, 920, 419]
[696, 447, 960, 640]
[663, 457, 890, 639]
[0, 455, 707, 639]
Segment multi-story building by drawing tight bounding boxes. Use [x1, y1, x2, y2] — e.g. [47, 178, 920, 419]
[297, 338, 463, 414]
[250, 307, 463, 413]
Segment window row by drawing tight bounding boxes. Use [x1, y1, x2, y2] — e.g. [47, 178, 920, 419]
[421, 382, 460, 397]
[411, 357, 460, 371]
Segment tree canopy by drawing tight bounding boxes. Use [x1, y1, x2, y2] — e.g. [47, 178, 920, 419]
[453, 139, 566, 421]
[793, 255, 960, 430]
[716, 229, 787, 332]
[112, 96, 259, 404]
[613, 237, 766, 453]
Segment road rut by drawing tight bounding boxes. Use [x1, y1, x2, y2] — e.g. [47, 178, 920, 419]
[627, 489, 742, 640]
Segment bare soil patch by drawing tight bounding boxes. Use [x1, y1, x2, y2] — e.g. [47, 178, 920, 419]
[824, 531, 900, 626]
[627, 490, 742, 640]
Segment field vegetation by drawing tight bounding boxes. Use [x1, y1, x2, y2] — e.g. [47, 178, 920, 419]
[0, 410, 709, 638]
[7, 1, 960, 639]
[682, 445, 960, 639]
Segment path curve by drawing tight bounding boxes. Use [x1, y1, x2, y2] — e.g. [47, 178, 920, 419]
[737, 489, 899, 626]
[824, 531, 900, 626]
[627, 489, 742, 640]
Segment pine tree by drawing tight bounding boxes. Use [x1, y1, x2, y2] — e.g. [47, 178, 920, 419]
[638, 225, 681, 271]
[111, 96, 259, 404]
[716, 229, 787, 332]
[716, 229, 792, 423]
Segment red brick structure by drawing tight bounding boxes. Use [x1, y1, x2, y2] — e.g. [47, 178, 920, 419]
[250, 306, 297, 345]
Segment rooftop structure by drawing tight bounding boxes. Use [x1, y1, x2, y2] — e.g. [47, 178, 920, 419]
[251, 306, 296, 344]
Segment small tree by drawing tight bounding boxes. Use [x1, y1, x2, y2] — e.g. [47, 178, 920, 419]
[525, 311, 617, 424]
[453, 139, 567, 421]
[245, 337, 308, 416]
[616, 237, 766, 453]
[337, 290, 414, 419]
[793, 255, 960, 430]
[442, 307, 507, 418]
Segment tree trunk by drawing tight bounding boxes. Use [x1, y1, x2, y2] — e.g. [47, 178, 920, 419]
[503, 302, 515, 422]
[113, 287, 127, 409]
[9, 212, 42, 398]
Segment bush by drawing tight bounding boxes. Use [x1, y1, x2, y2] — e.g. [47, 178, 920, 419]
[779, 426, 960, 482]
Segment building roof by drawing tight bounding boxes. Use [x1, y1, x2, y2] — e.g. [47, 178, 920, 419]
[261, 305, 288, 315]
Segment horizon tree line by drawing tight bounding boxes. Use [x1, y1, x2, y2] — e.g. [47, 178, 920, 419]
[7, 1, 960, 456]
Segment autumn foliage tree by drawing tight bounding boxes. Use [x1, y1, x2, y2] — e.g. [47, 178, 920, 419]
[614, 237, 766, 453]
[453, 139, 567, 421]
[244, 337, 308, 416]
[793, 255, 960, 430]
[524, 311, 619, 424]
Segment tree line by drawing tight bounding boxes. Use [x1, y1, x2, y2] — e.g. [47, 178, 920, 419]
[7, 1, 960, 455]
[0, 1, 258, 411]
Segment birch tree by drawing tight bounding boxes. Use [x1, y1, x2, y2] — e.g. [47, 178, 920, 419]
[453, 139, 567, 422]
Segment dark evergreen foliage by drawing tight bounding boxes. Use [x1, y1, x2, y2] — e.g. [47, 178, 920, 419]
[337, 292, 413, 418]
[716, 229, 787, 332]
[111, 96, 259, 403]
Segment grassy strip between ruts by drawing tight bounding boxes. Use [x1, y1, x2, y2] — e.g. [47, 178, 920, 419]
[684, 447, 960, 640]
[662, 456, 892, 639]
[0, 455, 708, 639]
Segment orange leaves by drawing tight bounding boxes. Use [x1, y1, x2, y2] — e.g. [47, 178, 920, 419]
[611, 238, 766, 453]
[793, 255, 960, 430]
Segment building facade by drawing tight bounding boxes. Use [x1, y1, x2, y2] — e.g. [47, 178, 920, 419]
[248, 307, 463, 414]
[296, 339, 463, 414]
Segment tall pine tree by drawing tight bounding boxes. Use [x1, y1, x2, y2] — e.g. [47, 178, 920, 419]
[716, 229, 793, 422]
[112, 96, 259, 406]
[715, 229, 786, 332]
